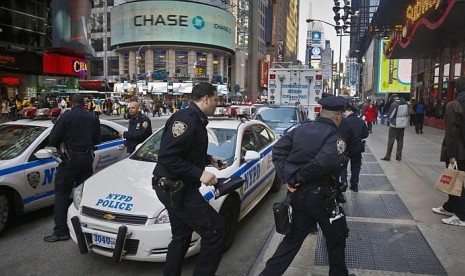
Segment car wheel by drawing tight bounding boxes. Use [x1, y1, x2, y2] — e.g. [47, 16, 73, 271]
[0, 192, 10, 235]
[219, 195, 240, 250]
[269, 173, 281, 193]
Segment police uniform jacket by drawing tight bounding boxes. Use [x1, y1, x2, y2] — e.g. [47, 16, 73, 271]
[337, 118, 356, 156]
[49, 105, 101, 151]
[273, 117, 346, 187]
[123, 112, 152, 153]
[153, 102, 210, 187]
[344, 113, 369, 155]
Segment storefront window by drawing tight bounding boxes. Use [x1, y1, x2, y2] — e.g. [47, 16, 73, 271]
[195, 52, 207, 76]
[153, 50, 167, 80]
[108, 57, 119, 76]
[175, 51, 188, 76]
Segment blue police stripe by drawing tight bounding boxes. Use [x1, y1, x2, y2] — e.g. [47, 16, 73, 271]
[95, 139, 125, 150]
[23, 190, 55, 204]
[0, 158, 55, 177]
[241, 167, 276, 202]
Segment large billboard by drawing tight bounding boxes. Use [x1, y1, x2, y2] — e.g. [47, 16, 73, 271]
[111, 1, 235, 52]
[377, 39, 411, 94]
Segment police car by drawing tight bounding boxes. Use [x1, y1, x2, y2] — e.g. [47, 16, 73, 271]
[0, 118, 129, 235]
[67, 118, 279, 262]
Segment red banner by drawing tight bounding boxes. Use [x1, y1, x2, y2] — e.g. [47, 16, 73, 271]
[43, 53, 87, 77]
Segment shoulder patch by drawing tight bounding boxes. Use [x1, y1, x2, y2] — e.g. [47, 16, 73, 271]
[142, 121, 149, 128]
[336, 138, 346, 155]
[172, 121, 187, 137]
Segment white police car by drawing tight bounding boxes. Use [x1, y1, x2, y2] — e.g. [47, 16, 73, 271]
[67, 118, 279, 262]
[0, 118, 129, 234]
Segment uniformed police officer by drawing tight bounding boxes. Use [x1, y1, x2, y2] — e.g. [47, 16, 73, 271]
[261, 96, 351, 276]
[44, 94, 101, 242]
[123, 101, 152, 154]
[152, 82, 226, 276]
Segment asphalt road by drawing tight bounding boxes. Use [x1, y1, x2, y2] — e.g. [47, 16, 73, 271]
[0, 113, 285, 276]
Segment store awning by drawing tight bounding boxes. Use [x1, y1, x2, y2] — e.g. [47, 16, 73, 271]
[387, 0, 465, 59]
[79, 80, 112, 92]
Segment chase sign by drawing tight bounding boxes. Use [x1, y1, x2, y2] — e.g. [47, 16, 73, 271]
[111, 0, 235, 53]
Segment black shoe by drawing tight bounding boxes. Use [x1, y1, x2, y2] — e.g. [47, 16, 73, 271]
[396, 157, 401, 161]
[381, 157, 390, 161]
[350, 187, 359, 192]
[44, 233, 70, 243]
[420, 131, 423, 134]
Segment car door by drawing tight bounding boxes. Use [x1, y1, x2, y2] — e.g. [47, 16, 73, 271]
[93, 124, 128, 172]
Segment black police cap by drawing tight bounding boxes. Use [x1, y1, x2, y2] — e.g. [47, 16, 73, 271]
[322, 92, 335, 98]
[345, 103, 359, 113]
[318, 96, 349, 111]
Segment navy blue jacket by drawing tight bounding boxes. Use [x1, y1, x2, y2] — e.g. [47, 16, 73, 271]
[272, 117, 346, 186]
[153, 102, 210, 187]
[49, 105, 101, 151]
[337, 117, 356, 156]
[344, 113, 369, 155]
[124, 112, 152, 153]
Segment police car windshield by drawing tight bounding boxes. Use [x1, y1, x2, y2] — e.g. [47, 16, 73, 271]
[254, 107, 298, 128]
[130, 127, 237, 163]
[0, 125, 47, 160]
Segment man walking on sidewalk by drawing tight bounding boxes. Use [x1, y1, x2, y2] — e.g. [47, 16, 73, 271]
[433, 76, 465, 227]
[381, 94, 408, 161]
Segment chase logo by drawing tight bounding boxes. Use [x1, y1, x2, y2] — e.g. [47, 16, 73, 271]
[192, 16, 205, 30]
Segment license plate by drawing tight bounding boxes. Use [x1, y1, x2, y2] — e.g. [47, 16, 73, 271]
[92, 233, 116, 249]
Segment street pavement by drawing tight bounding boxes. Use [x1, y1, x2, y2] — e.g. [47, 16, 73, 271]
[249, 123, 465, 276]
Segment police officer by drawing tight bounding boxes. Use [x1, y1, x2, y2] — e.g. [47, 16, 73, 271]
[123, 101, 152, 154]
[261, 96, 351, 276]
[152, 82, 226, 276]
[44, 94, 101, 242]
[341, 104, 369, 192]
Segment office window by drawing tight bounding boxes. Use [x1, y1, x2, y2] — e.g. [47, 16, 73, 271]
[195, 51, 207, 75]
[91, 58, 104, 76]
[175, 51, 188, 75]
[108, 56, 119, 76]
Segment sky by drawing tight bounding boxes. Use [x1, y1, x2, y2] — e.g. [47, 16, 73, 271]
[298, 0, 351, 63]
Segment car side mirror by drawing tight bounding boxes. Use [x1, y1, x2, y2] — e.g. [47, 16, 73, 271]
[34, 148, 56, 159]
[243, 150, 260, 162]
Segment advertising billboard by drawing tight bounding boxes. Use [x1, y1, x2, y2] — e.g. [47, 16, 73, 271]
[377, 39, 412, 94]
[43, 53, 88, 77]
[111, 1, 235, 52]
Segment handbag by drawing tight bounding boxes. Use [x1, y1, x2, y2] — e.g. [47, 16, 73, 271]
[273, 194, 292, 235]
[434, 163, 465, 196]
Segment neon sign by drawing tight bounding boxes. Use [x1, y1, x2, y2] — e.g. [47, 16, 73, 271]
[406, 0, 441, 22]
[73, 60, 87, 75]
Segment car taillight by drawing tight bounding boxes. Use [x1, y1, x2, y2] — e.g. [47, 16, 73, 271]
[314, 106, 321, 113]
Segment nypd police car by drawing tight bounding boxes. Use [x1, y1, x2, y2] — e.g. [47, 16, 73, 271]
[67, 118, 279, 262]
[0, 118, 129, 234]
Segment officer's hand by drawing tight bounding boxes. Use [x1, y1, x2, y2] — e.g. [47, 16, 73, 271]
[200, 171, 218, 186]
[287, 183, 300, 193]
[211, 157, 227, 170]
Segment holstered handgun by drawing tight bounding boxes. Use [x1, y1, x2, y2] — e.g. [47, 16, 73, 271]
[322, 174, 347, 216]
[60, 143, 70, 161]
[155, 177, 185, 210]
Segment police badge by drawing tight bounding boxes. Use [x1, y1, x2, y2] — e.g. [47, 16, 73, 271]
[336, 138, 346, 155]
[172, 121, 187, 137]
[27, 171, 41, 189]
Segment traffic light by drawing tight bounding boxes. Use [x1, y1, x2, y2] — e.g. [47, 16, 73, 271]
[332, 63, 337, 72]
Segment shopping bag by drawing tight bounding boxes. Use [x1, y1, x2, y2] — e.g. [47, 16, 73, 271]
[273, 194, 292, 235]
[434, 163, 465, 196]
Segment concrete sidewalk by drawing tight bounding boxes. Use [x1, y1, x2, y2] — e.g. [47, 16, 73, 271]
[249, 123, 465, 276]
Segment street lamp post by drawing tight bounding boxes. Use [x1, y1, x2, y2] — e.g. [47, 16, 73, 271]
[135, 45, 149, 94]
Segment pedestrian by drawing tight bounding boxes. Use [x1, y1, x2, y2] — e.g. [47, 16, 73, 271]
[409, 99, 417, 126]
[8, 97, 17, 121]
[381, 94, 408, 161]
[363, 101, 377, 133]
[261, 96, 352, 276]
[152, 82, 227, 276]
[122, 102, 152, 154]
[341, 104, 369, 192]
[414, 99, 426, 134]
[432, 76, 465, 227]
[44, 94, 101, 242]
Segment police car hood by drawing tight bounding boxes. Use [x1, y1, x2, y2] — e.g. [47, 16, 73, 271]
[81, 158, 162, 218]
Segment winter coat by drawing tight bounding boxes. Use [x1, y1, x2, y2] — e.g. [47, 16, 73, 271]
[441, 91, 465, 162]
[364, 105, 377, 122]
[387, 98, 408, 128]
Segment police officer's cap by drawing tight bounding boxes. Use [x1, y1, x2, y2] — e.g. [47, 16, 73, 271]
[318, 96, 348, 111]
[322, 92, 335, 98]
[345, 103, 359, 113]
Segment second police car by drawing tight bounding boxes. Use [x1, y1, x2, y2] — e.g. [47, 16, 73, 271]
[0, 118, 129, 235]
[67, 118, 280, 262]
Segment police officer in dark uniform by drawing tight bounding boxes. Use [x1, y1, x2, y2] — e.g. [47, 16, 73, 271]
[44, 94, 101, 242]
[123, 101, 152, 154]
[152, 82, 226, 276]
[261, 96, 351, 276]
[341, 104, 369, 192]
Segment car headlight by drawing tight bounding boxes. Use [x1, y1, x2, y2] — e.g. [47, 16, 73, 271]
[72, 183, 84, 210]
[155, 209, 170, 224]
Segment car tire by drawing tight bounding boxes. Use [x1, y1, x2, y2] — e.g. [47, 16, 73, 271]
[269, 173, 281, 193]
[0, 192, 10, 235]
[219, 195, 240, 251]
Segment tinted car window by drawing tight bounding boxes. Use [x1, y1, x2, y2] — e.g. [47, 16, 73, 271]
[253, 124, 273, 150]
[0, 125, 47, 160]
[254, 107, 299, 129]
[241, 127, 258, 158]
[100, 124, 121, 143]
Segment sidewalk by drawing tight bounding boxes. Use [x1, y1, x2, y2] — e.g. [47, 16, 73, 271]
[249, 123, 465, 276]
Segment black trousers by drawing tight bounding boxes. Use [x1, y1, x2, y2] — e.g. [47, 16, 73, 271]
[341, 152, 362, 189]
[261, 188, 349, 276]
[443, 160, 465, 221]
[415, 114, 424, 133]
[384, 127, 405, 159]
[53, 154, 93, 235]
[154, 185, 225, 276]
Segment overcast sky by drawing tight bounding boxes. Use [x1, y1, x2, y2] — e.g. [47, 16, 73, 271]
[298, 0, 351, 63]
